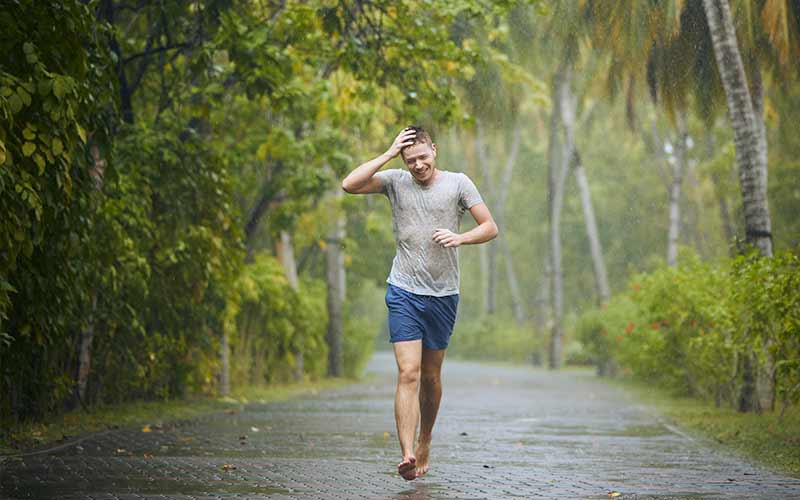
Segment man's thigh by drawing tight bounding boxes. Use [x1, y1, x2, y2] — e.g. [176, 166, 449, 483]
[393, 339, 423, 372]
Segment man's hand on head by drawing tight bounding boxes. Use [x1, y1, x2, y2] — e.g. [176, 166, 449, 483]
[433, 229, 463, 248]
[386, 127, 417, 159]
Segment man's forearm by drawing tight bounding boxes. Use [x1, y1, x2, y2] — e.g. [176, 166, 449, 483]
[459, 221, 498, 245]
[342, 152, 393, 192]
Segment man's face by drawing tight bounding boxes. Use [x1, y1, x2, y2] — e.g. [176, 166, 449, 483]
[401, 142, 437, 185]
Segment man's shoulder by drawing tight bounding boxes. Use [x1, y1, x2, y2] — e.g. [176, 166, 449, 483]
[440, 170, 473, 186]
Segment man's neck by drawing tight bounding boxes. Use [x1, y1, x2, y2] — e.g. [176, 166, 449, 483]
[415, 168, 440, 187]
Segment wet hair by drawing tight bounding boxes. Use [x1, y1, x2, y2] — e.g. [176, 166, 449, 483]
[402, 125, 434, 151]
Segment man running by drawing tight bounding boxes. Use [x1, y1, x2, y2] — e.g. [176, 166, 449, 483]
[341, 126, 498, 480]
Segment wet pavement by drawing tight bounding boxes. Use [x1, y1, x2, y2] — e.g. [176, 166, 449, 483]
[2, 351, 800, 500]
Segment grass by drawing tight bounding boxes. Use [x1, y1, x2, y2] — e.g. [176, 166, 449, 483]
[614, 378, 800, 477]
[0, 377, 354, 456]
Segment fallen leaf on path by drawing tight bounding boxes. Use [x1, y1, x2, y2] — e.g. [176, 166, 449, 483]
[141, 425, 151, 433]
[250, 427, 260, 432]
[224, 409, 239, 415]
[222, 464, 237, 471]
[143, 453, 153, 459]
[116, 448, 126, 454]
[383, 432, 390, 440]
[607, 492, 621, 497]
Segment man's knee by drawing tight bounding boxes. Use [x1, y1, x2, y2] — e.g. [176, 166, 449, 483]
[398, 364, 421, 386]
[420, 369, 441, 387]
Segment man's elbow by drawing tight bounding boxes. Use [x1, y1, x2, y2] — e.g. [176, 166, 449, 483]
[489, 222, 499, 240]
[341, 179, 354, 194]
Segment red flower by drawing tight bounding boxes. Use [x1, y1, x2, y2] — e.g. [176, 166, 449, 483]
[624, 322, 635, 334]
[650, 321, 660, 330]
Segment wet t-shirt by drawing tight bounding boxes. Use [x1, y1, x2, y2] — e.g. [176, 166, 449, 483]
[374, 169, 484, 297]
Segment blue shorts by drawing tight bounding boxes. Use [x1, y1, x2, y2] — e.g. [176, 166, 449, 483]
[385, 284, 459, 350]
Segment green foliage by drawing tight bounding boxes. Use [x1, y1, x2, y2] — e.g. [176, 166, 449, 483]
[225, 255, 327, 385]
[577, 248, 800, 410]
[343, 280, 386, 378]
[87, 116, 243, 403]
[0, 0, 116, 423]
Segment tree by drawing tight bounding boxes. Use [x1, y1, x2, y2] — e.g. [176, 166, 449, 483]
[703, 0, 772, 258]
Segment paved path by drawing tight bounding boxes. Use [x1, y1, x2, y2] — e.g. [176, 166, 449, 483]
[3, 352, 800, 500]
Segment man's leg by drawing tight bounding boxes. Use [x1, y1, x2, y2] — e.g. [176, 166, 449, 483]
[415, 347, 446, 477]
[393, 339, 422, 480]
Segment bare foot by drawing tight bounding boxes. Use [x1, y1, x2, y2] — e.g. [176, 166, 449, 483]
[397, 455, 417, 480]
[415, 439, 431, 477]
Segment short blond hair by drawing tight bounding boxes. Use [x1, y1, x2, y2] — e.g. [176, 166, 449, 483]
[402, 125, 433, 152]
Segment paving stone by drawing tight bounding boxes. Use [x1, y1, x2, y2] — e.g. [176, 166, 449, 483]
[2, 352, 800, 499]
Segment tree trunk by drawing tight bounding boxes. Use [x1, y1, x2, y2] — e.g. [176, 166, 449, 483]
[497, 124, 524, 323]
[547, 63, 572, 369]
[667, 113, 688, 267]
[476, 120, 523, 318]
[276, 230, 303, 381]
[276, 230, 299, 289]
[572, 153, 611, 304]
[475, 121, 496, 315]
[74, 144, 107, 406]
[685, 166, 708, 259]
[703, 0, 773, 413]
[325, 189, 346, 377]
[219, 329, 230, 396]
[702, 0, 772, 257]
[501, 236, 526, 326]
[76, 292, 97, 404]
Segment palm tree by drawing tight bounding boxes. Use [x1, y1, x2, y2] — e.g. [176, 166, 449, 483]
[703, 0, 773, 257]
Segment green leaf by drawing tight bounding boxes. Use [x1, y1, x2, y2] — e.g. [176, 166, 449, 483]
[26, 53, 38, 64]
[23, 128, 36, 140]
[76, 124, 86, 144]
[17, 87, 31, 106]
[34, 153, 45, 174]
[37, 79, 51, 96]
[9, 94, 23, 113]
[0, 141, 6, 166]
[22, 42, 34, 54]
[52, 137, 63, 156]
[22, 142, 36, 156]
[0, 86, 12, 97]
[53, 78, 65, 99]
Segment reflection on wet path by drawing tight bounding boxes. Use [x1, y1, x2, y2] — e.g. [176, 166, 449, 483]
[2, 352, 800, 499]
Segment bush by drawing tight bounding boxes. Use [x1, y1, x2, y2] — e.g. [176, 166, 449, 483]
[343, 280, 384, 378]
[224, 254, 327, 386]
[577, 247, 800, 411]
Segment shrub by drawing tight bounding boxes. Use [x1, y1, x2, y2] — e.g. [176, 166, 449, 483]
[224, 254, 327, 386]
[577, 247, 800, 412]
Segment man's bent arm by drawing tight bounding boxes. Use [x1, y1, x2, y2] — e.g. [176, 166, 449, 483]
[342, 128, 416, 194]
[459, 203, 498, 244]
[432, 202, 498, 248]
[341, 152, 394, 194]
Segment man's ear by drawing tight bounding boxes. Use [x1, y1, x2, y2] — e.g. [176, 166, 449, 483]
[431, 143, 437, 157]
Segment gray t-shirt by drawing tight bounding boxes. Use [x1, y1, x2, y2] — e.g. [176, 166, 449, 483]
[375, 169, 484, 296]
